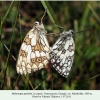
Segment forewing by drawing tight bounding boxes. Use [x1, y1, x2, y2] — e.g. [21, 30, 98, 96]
[50, 36, 75, 78]
[16, 27, 50, 75]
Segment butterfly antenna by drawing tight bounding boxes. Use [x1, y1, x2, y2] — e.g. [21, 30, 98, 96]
[75, 28, 92, 34]
[41, 9, 47, 24]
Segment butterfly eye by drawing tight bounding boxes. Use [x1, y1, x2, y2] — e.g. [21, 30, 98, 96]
[34, 21, 39, 26]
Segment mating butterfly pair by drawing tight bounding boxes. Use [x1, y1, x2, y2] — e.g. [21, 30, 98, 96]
[16, 21, 75, 78]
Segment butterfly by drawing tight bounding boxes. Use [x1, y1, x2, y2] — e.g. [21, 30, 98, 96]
[16, 21, 50, 75]
[50, 30, 75, 78]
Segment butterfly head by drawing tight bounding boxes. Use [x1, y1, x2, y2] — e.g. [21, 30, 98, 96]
[69, 30, 74, 35]
[62, 30, 74, 37]
[61, 30, 74, 40]
[34, 21, 44, 29]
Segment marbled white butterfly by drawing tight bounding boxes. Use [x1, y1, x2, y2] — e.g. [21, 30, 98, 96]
[50, 30, 75, 78]
[16, 10, 50, 75]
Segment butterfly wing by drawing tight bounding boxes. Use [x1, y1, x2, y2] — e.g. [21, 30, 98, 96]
[16, 23, 50, 75]
[50, 31, 75, 78]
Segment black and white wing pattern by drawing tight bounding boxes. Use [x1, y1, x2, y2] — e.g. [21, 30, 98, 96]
[16, 22, 50, 75]
[50, 30, 75, 78]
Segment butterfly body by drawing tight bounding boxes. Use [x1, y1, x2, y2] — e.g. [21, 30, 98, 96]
[16, 22, 50, 75]
[50, 30, 75, 78]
